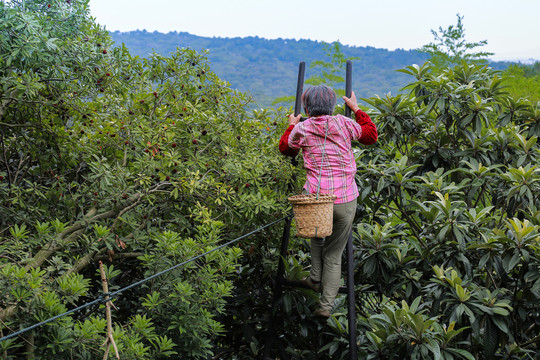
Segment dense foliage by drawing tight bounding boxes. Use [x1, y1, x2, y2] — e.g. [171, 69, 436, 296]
[503, 64, 540, 104]
[245, 62, 540, 359]
[0, 1, 292, 358]
[352, 61, 540, 359]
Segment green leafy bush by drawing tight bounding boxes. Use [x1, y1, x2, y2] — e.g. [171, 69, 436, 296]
[346, 61, 540, 359]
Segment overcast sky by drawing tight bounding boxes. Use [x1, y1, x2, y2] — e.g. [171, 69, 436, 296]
[89, 0, 540, 62]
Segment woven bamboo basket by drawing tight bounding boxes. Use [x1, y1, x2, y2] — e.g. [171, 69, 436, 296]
[288, 194, 337, 238]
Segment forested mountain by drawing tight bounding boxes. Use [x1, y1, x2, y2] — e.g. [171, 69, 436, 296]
[110, 30, 513, 108]
[110, 30, 428, 107]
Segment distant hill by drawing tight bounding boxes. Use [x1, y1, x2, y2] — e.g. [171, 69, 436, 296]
[110, 30, 509, 108]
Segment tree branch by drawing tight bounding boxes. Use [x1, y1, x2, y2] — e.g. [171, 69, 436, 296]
[0, 306, 17, 323]
[0, 127, 12, 187]
[519, 333, 540, 348]
[66, 218, 147, 276]
[100, 262, 120, 360]
[0, 122, 39, 128]
[65, 249, 101, 277]
[25, 207, 99, 270]
[110, 193, 142, 233]
[95, 252, 143, 262]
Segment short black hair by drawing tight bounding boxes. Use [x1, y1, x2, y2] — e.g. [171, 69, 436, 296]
[301, 85, 337, 117]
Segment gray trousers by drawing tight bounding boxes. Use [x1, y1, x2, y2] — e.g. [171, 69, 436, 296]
[309, 198, 357, 311]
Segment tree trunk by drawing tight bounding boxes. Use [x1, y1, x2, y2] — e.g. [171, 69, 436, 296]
[24, 332, 34, 360]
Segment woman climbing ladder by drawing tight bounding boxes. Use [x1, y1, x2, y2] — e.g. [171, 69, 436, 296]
[278, 85, 378, 318]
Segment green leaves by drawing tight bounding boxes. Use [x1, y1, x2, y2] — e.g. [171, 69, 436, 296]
[1, 2, 273, 355]
[418, 14, 493, 69]
[56, 273, 90, 302]
[9, 224, 29, 240]
[365, 297, 474, 360]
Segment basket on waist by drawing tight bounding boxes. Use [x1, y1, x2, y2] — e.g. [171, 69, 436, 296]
[288, 193, 336, 238]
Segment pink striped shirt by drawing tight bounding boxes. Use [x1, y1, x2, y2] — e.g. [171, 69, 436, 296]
[288, 114, 362, 204]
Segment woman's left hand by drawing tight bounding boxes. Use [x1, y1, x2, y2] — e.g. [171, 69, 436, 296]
[342, 91, 360, 113]
[288, 114, 301, 126]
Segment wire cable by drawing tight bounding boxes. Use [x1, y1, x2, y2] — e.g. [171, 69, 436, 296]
[0, 214, 292, 343]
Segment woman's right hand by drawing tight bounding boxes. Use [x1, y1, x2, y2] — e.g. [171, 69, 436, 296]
[342, 91, 359, 113]
[288, 114, 301, 126]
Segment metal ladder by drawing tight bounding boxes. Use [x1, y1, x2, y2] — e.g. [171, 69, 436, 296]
[262, 61, 358, 360]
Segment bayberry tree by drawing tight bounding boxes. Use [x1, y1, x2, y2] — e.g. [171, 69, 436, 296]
[0, 1, 294, 358]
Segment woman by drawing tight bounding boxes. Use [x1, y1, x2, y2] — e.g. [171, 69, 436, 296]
[279, 85, 378, 318]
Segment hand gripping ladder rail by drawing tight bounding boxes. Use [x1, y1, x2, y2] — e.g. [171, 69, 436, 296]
[262, 61, 358, 360]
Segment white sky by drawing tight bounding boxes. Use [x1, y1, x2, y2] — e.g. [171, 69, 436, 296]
[89, 0, 540, 62]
